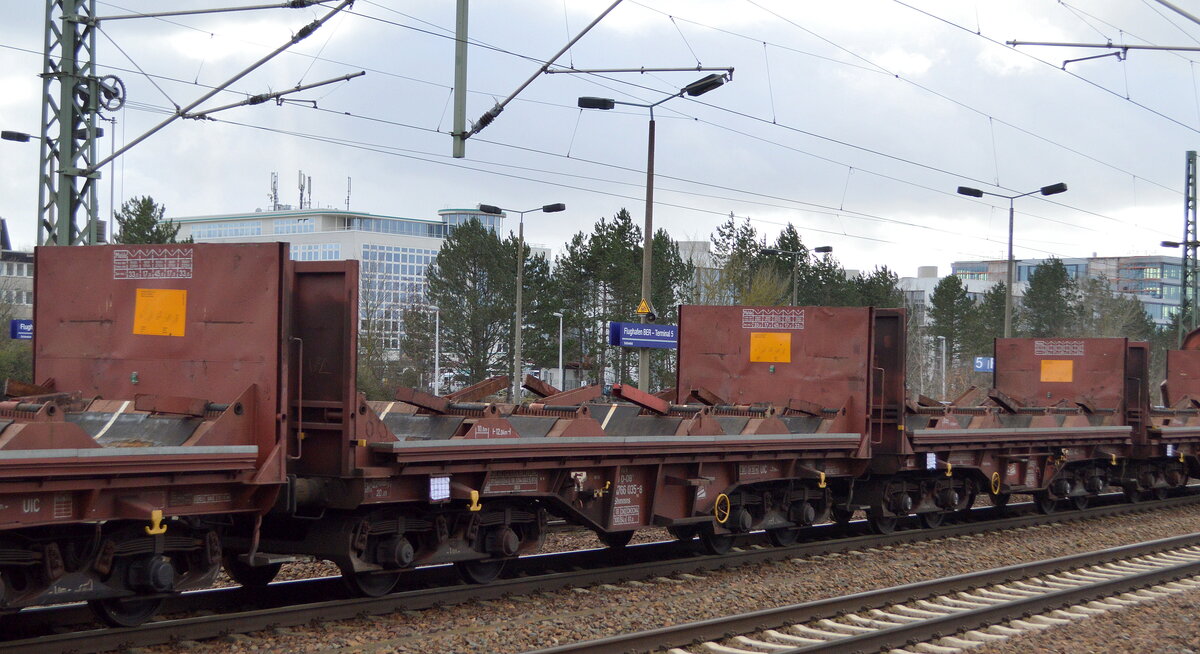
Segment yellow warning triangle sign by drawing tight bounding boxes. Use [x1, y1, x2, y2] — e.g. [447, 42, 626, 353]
[636, 298, 652, 314]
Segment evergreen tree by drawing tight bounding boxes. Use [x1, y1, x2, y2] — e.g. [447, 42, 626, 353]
[1018, 258, 1076, 337]
[395, 306, 437, 391]
[928, 275, 974, 362]
[799, 253, 849, 306]
[1071, 277, 1153, 340]
[113, 196, 190, 244]
[963, 281, 1006, 358]
[553, 210, 642, 385]
[649, 229, 695, 389]
[511, 245, 558, 381]
[847, 266, 904, 308]
[424, 219, 513, 384]
[763, 224, 810, 305]
[711, 215, 763, 303]
[552, 211, 694, 389]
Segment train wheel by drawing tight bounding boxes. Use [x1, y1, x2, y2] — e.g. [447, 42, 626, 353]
[766, 527, 800, 547]
[667, 526, 698, 542]
[455, 559, 506, 585]
[341, 569, 401, 597]
[918, 511, 945, 529]
[831, 507, 854, 525]
[954, 490, 978, 520]
[1071, 495, 1090, 511]
[223, 555, 282, 588]
[1153, 487, 1169, 501]
[598, 531, 634, 548]
[89, 596, 164, 627]
[1033, 492, 1059, 514]
[867, 515, 897, 535]
[990, 493, 1011, 515]
[698, 530, 734, 555]
[1123, 487, 1143, 503]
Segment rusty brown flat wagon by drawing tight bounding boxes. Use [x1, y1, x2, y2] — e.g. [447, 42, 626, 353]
[0, 242, 1196, 627]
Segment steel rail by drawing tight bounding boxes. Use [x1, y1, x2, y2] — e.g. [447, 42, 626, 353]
[530, 531, 1200, 654]
[4, 492, 1199, 654]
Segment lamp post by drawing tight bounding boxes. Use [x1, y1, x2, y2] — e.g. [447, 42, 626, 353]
[432, 307, 440, 396]
[956, 182, 1068, 338]
[1, 131, 36, 143]
[478, 202, 566, 402]
[411, 304, 441, 395]
[1162, 239, 1200, 343]
[553, 311, 564, 389]
[762, 245, 832, 305]
[937, 335, 947, 399]
[579, 72, 731, 390]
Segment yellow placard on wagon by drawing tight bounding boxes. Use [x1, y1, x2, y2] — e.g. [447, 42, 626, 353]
[133, 288, 186, 337]
[749, 332, 791, 363]
[1040, 359, 1073, 383]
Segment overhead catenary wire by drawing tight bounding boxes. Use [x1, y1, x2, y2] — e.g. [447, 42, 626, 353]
[332, 0, 1189, 217]
[2, 35, 1128, 239]
[80, 0, 1197, 210]
[70, 1, 1196, 219]
[115, 95, 1074, 262]
[630, 0, 1183, 199]
[2, 27, 1160, 248]
[4, 4, 1183, 256]
[893, 0, 1200, 135]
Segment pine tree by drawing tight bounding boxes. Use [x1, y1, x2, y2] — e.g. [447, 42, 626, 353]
[424, 219, 513, 384]
[928, 275, 974, 362]
[847, 266, 904, 308]
[711, 215, 763, 303]
[1019, 258, 1076, 337]
[113, 196, 190, 244]
[963, 281, 1005, 358]
[1071, 277, 1153, 339]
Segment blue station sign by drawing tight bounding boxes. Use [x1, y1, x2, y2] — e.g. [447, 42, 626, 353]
[608, 321, 678, 349]
[9, 319, 32, 340]
[973, 356, 994, 373]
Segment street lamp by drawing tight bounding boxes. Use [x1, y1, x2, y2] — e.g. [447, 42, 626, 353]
[579, 71, 732, 390]
[553, 311, 564, 390]
[432, 306, 441, 396]
[956, 182, 1068, 338]
[478, 202, 566, 402]
[762, 245, 832, 305]
[1162, 239, 1200, 343]
[3, 129, 96, 142]
[410, 304, 441, 396]
[937, 335, 947, 399]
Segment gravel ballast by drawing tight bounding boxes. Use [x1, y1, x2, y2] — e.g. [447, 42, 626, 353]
[144, 503, 1200, 654]
[973, 586, 1200, 654]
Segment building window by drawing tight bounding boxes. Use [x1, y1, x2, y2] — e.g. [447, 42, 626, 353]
[359, 244, 438, 350]
[192, 221, 263, 239]
[290, 243, 342, 261]
[274, 218, 316, 234]
[348, 217, 445, 239]
[440, 211, 501, 234]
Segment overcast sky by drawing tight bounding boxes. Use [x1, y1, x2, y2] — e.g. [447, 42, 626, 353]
[3, 0, 1200, 277]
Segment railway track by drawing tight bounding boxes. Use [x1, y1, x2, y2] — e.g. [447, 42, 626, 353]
[534, 531, 1200, 654]
[3, 492, 1198, 654]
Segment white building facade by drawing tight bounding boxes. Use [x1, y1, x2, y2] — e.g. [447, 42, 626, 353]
[174, 207, 504, 348]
